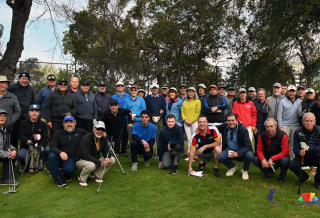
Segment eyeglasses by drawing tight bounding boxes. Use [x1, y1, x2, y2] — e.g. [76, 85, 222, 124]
[59, 83, 67, 86]
[95, 128, 105, 131]
[230, 132, 233, 140]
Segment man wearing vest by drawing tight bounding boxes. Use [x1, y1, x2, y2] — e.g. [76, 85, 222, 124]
[253, 118, 289, 182]
[187, 115, 222, 177]
[203, 85, 228, 125]
[217, 112, 254, 180]
[232, 88, 257, 144]
[288, 113, 320, 190]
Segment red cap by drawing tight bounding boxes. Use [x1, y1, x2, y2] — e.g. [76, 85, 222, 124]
[130, 85, 138, 90]
[209, 85, 217, 89]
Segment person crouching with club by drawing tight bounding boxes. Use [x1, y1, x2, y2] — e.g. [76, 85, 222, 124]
[76, 121, 115, 187]
[253, 118, 289, 182]
[288, 112, 320, 190]
[0, 109, 18, 185]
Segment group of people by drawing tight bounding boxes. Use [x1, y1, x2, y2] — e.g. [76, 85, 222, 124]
[0, 73, 319, 190]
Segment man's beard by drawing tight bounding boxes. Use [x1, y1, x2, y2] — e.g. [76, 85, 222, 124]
[94, 132, 103, 138]
[64, 126, 75, 133]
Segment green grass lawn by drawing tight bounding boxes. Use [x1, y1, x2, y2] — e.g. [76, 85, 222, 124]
[0, 151, 319, 218]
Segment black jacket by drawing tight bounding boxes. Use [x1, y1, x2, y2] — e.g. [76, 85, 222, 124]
[7, 82, 35, 120]
[310, 104, 320, 126]
[76, 132, 111, 165]
[216, 122, 253, 157]
[253, 99, 267, 128]
[45, 90, 78, 123]
[18, 118, 48, 150]
[50, 127, 87, 157]
[101, 108, 132, 137]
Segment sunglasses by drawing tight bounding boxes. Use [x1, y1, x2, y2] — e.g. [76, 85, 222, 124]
[95, 128, 105, 131]
[48, 76, 56, 80]
[117, 85, 124, 87]
[59, 83, 67, 86]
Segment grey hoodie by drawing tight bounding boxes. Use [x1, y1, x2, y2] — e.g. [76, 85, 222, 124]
[262, 94, 285, 120]
[0, 91, 22, 131]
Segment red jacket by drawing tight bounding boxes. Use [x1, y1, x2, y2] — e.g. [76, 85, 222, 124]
[232, 99, 257, 127]
[257, 132, 289, 162]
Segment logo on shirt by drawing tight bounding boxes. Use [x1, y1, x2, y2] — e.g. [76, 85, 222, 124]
[209, 136, 213, 139]
[198, 139, 201, 143]
[75, 134, 78, 136]
[246, 105, 251, 108]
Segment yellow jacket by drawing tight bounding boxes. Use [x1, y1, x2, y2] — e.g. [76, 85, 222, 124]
[181, 99, 201, 123]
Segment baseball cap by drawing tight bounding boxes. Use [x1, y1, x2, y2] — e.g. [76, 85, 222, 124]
[47, 74, 56, 80]
[94, 121, 106, 129]
[138, 89, 145, 93]
[116, 82, 124, 87]
[187, 87, 196, 92]
[109, 99, 119, 106]
[81, 80, 90, 86]
[209, 85, 217, 89]
[288, 85, 296, 91]
[218, 85, 226, 90]
[161, 84, 168, 88]
[29, 104, 40, 111]
[98, 81, 106, 86]
[58, 78, 68, 85]
[273, 82, 281, 88]
[197, 83, 207, 89]
[306, 88, 315, 94]
[298, 85, 306, 90]
[130, 85, 138, 90]
[63, 115, 75, 122]
[248, 87, 256, 92]
[238, 88, 246, 94]
[172, 144, 183, 156]
[180, 84, 187, 88]
[151, 84, 159, 89]
[169, 87, 177, 92]
[0, 109, 7, 115]
[228, 87, 235, 91]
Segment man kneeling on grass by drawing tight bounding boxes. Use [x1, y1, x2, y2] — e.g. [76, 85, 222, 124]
[158, 114, 184, 174]
[187, 115, 222, 177]
[253, 118, 289, 182]
[76, 121, 115, 187]
[216, 112, 254, 180]
[48, 115, 87, 187]
[131, 110, 157, 171]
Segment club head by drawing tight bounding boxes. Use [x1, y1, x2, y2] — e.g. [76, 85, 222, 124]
[123, 173, 126, 175]
[3, 191, 9, 194]
[96, 190, 100, 193]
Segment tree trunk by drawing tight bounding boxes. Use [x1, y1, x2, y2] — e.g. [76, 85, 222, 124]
[0, 0, 33, 82]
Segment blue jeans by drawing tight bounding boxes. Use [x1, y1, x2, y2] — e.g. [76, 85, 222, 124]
[218, 149, 254, 171]
[17, 147, 50, 166]
[48, 153, 76, 180]
[253, 156, 290, 178]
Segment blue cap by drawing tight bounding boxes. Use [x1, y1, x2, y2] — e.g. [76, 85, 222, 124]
[0, 109, 7, 114]
[29, 104, 40, 111]
[63, 115, 75, 122]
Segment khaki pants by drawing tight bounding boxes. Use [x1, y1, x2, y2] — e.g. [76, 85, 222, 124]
[246, 126, 254, 145]
[282, 125, 299, 160]
[77, 156, 115, 182]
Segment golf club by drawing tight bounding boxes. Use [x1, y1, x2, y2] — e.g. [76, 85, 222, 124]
[298, 156, 304, 195]
[96, 150, 109, 193]
[108, 136, 126, 175]
[3, 158, 17, 194]
[154, 121, 159, 159]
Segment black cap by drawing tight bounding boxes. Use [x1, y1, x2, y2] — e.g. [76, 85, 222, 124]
[47, 74, 56, 80]
[228, 87, 235, 91]
[19, 72, 30, 80]
[109, 99, 119, 106]
[161, 84, 168, 88]
[218, 85, 226, 90]
[58, 78, 67, 85]
[180, 84, 187, 88]
[98, 81, 106, 86]
[172, 144, 183, 156]
[298, 86, 306, 90]
[81, 80, 90, 86]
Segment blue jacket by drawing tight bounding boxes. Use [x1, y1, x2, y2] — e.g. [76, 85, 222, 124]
[216, 122, 253, 157]
[74, 90, 98, 120]
[35, 85, 58, 118]
[112, 92, 130, 108]
[145, 94, 166, 118]
[165, 98, 183, 124]
[123, 96, 146, 122]
[158, 124, 184, 161]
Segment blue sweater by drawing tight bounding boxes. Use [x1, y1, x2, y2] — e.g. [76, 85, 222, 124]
[165, 98, 183, 124]
[35, 85, 58, 118]
[123, 96, 146, 122]
[158, 124, 184, 161]
[145, 94, 166, 118]
[112, 92, 130, 108]
[277, 96, 302, 128]
[74, 90, 98, 120]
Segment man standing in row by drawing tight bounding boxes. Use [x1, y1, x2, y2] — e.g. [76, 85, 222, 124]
[253, 88, 267, 153]
[263, 83, 285, 120]
[298, 88, 315, 123]
[218, 85, 233, 117]
[281, 83, 288, 96]
[226, 87, 239, 102]
[179, 84, 187, 102]
[160, 84, 169, 101]
[74, 80, 97, 132]
[94, 81, 111, 121]
[68, 77, 80, 94]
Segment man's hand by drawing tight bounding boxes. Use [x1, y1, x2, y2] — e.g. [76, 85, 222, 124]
[47, 122, 52, 129]
[93, 119, 97, 125]
[128, 124, 133, 128]
[211, 106, 218, 112]
[184, 120, 192, 126]
[188, 167, 193, 176]
[132, 116, 136, 121]
[160, 109, 164, 114]
[280, 128, 284, 131]
[265, 99, 270, 106]
[104, 158, 111, 164]
[142, 140, 150, 152]
[303, 109, 307, 112]
[299, 149, 306, 157]
[216, 110, 222, 113]
[197, 146, 205, 155]
[168, 144, 172, 151]
[60, 152, 68, 160]
[252, 127, 257, 134]
[195, 127, 199, 134]
[230, 152, 238, 158]
[8, 149, 17, 159]
[158, 162, 162, 168]
[267, 158, 273, 167]
[261, 159, 269, 168]
[101, 160, 108, 167]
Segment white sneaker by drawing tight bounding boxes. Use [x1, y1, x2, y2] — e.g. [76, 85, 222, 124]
[131, 162, 138, 171]
[241, 169, 249, 180]
[184, 157, 189, 161]
[78, 176, 88, 187]
[226, 165, 238, 176]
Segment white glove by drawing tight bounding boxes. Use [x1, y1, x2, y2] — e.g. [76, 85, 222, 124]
[152, 116, 160, 123]
[93, 119, 97, 125]
[300, 142, 309, 151]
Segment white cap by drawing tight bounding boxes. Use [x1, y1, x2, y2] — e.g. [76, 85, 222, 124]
[116, 82, 124, 86]
[187, 87, 196, 92]
[288, 85, 296, 91]
[306, 88, 315, 93]
[150, 84, 159, 89]
[94, 121, 106, 129]
[238, 88, 246, 94]
[138, 89, 145, 93]
[248, 87, 256, 92]
[169, 87, 177, 92]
